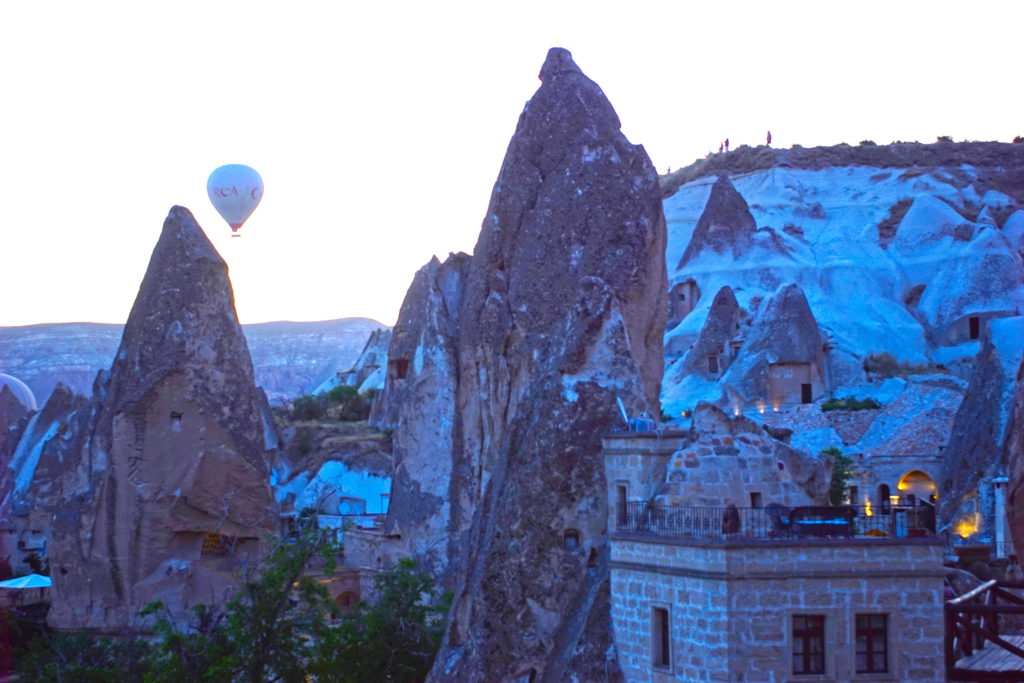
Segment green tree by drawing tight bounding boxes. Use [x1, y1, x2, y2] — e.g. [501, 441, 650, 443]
[824, 446, 854, 505]
[143, 528, 340, 683]
[15, 633, 151, 682]
[311, 558, 451, 683]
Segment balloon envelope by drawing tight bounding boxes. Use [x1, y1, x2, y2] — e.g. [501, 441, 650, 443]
[207, 164, 263, 233]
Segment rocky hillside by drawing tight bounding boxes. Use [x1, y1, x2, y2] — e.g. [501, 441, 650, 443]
[0, 317, 386, 403]
[659, 140, 1024, 534]
[662, 142, 1024, 418]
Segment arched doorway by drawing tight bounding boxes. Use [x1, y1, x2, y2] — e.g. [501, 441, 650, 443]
[898, 470, 937, 505]
[335, 591, 359, 614]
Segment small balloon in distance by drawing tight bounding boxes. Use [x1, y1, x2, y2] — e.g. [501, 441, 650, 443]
[207, 164, 264, 236]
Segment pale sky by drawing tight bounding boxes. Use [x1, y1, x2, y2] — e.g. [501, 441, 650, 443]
[2, 0, 1020, 327]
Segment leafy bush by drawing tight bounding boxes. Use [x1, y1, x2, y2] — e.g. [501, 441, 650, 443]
[821, 397, 881, 412]
[15, 633, 151, 682]
[1013, 135, 1023, 144]
[292, 386, 377, 422]
[858, 140, 876, 146]
[936, 135, 953, 143]
[14, 533, 447, 682]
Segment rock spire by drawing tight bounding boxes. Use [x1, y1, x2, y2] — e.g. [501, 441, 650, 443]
[375, 47, 667, 681]
[47, 206, 278, 632]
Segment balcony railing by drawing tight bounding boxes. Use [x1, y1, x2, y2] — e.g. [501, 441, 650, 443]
[613, 502, 935, 541]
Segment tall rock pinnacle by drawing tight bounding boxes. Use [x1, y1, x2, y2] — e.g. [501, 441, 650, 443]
[48, 207, 278, 632]
[378, 47, 666, 681]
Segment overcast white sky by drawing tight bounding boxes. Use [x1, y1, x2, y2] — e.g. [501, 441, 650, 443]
[2, 0, 1020, 327]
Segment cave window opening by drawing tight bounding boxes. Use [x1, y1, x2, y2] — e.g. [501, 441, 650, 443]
[563, 529, 580, 551]
[708, 355, 719, 375]
[388, 358, 410, 380]
[201, 532, 232, 557]
[969, 316, 981, 340]
[170, 412, 183, 432]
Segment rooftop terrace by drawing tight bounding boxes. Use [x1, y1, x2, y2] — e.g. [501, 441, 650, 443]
[613, 502, 936, 544]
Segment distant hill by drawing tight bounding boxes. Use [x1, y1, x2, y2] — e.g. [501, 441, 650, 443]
[661, 140, 1024, 200]
[0, 318, 388, 404]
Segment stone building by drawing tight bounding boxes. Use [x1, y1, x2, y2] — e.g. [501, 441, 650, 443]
[603, 422, 945, 682]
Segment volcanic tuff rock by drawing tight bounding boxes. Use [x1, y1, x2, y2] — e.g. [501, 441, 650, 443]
[385, 47, 666, 682]
[0, 385, 29, 464]
[706, 282, 827, 407]
[370, 253, 470, 581]
[0, 384, 31, 534]
[47, 207, 279, 632]
[661, 157, 1024, 417]
[672, 285, 743, 381]
[2, 384, 85, 574]
[313, 327, 393, 396]
[943, 317, 1024, 526]
[678, 175, 759, 268]
[1006, 355, 1024, 555]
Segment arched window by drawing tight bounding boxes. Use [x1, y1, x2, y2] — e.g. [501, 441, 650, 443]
[897, 470, 936, 503]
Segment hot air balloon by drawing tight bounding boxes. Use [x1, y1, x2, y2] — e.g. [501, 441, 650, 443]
[207, 164, 264, 236]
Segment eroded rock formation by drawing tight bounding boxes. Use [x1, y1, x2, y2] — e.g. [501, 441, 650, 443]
[1006, 356, 1024, 555]
[381, 47, 667, 682]
[945, 317, 1024, 531]
[672, 285, 743, 381]
[47, 207, 279, 632]
[678, 174, 761, 268]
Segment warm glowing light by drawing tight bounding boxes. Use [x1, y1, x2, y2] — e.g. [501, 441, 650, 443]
[897, 482, 908, 491]
[954, 513, 981, 539]
[865, 500, 873, 517]
[889, 495, 900, 506]
[756, 401, 766, 414]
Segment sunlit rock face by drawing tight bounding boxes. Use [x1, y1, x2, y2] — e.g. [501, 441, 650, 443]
[47, 207, 278, 633]
[377, 47, 667, 681]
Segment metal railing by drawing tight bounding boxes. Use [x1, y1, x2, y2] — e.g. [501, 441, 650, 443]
[614, 502, 935, 541]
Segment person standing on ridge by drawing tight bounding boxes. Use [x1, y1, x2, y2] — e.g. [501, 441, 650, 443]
[767, 130, 772, 146]
[718, 142, 723, 154]
[725, 138, 730, 152]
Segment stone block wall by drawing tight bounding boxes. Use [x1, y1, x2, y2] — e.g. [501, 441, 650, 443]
[603, 434, 687, 511]
[610, 536, 945, 682]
